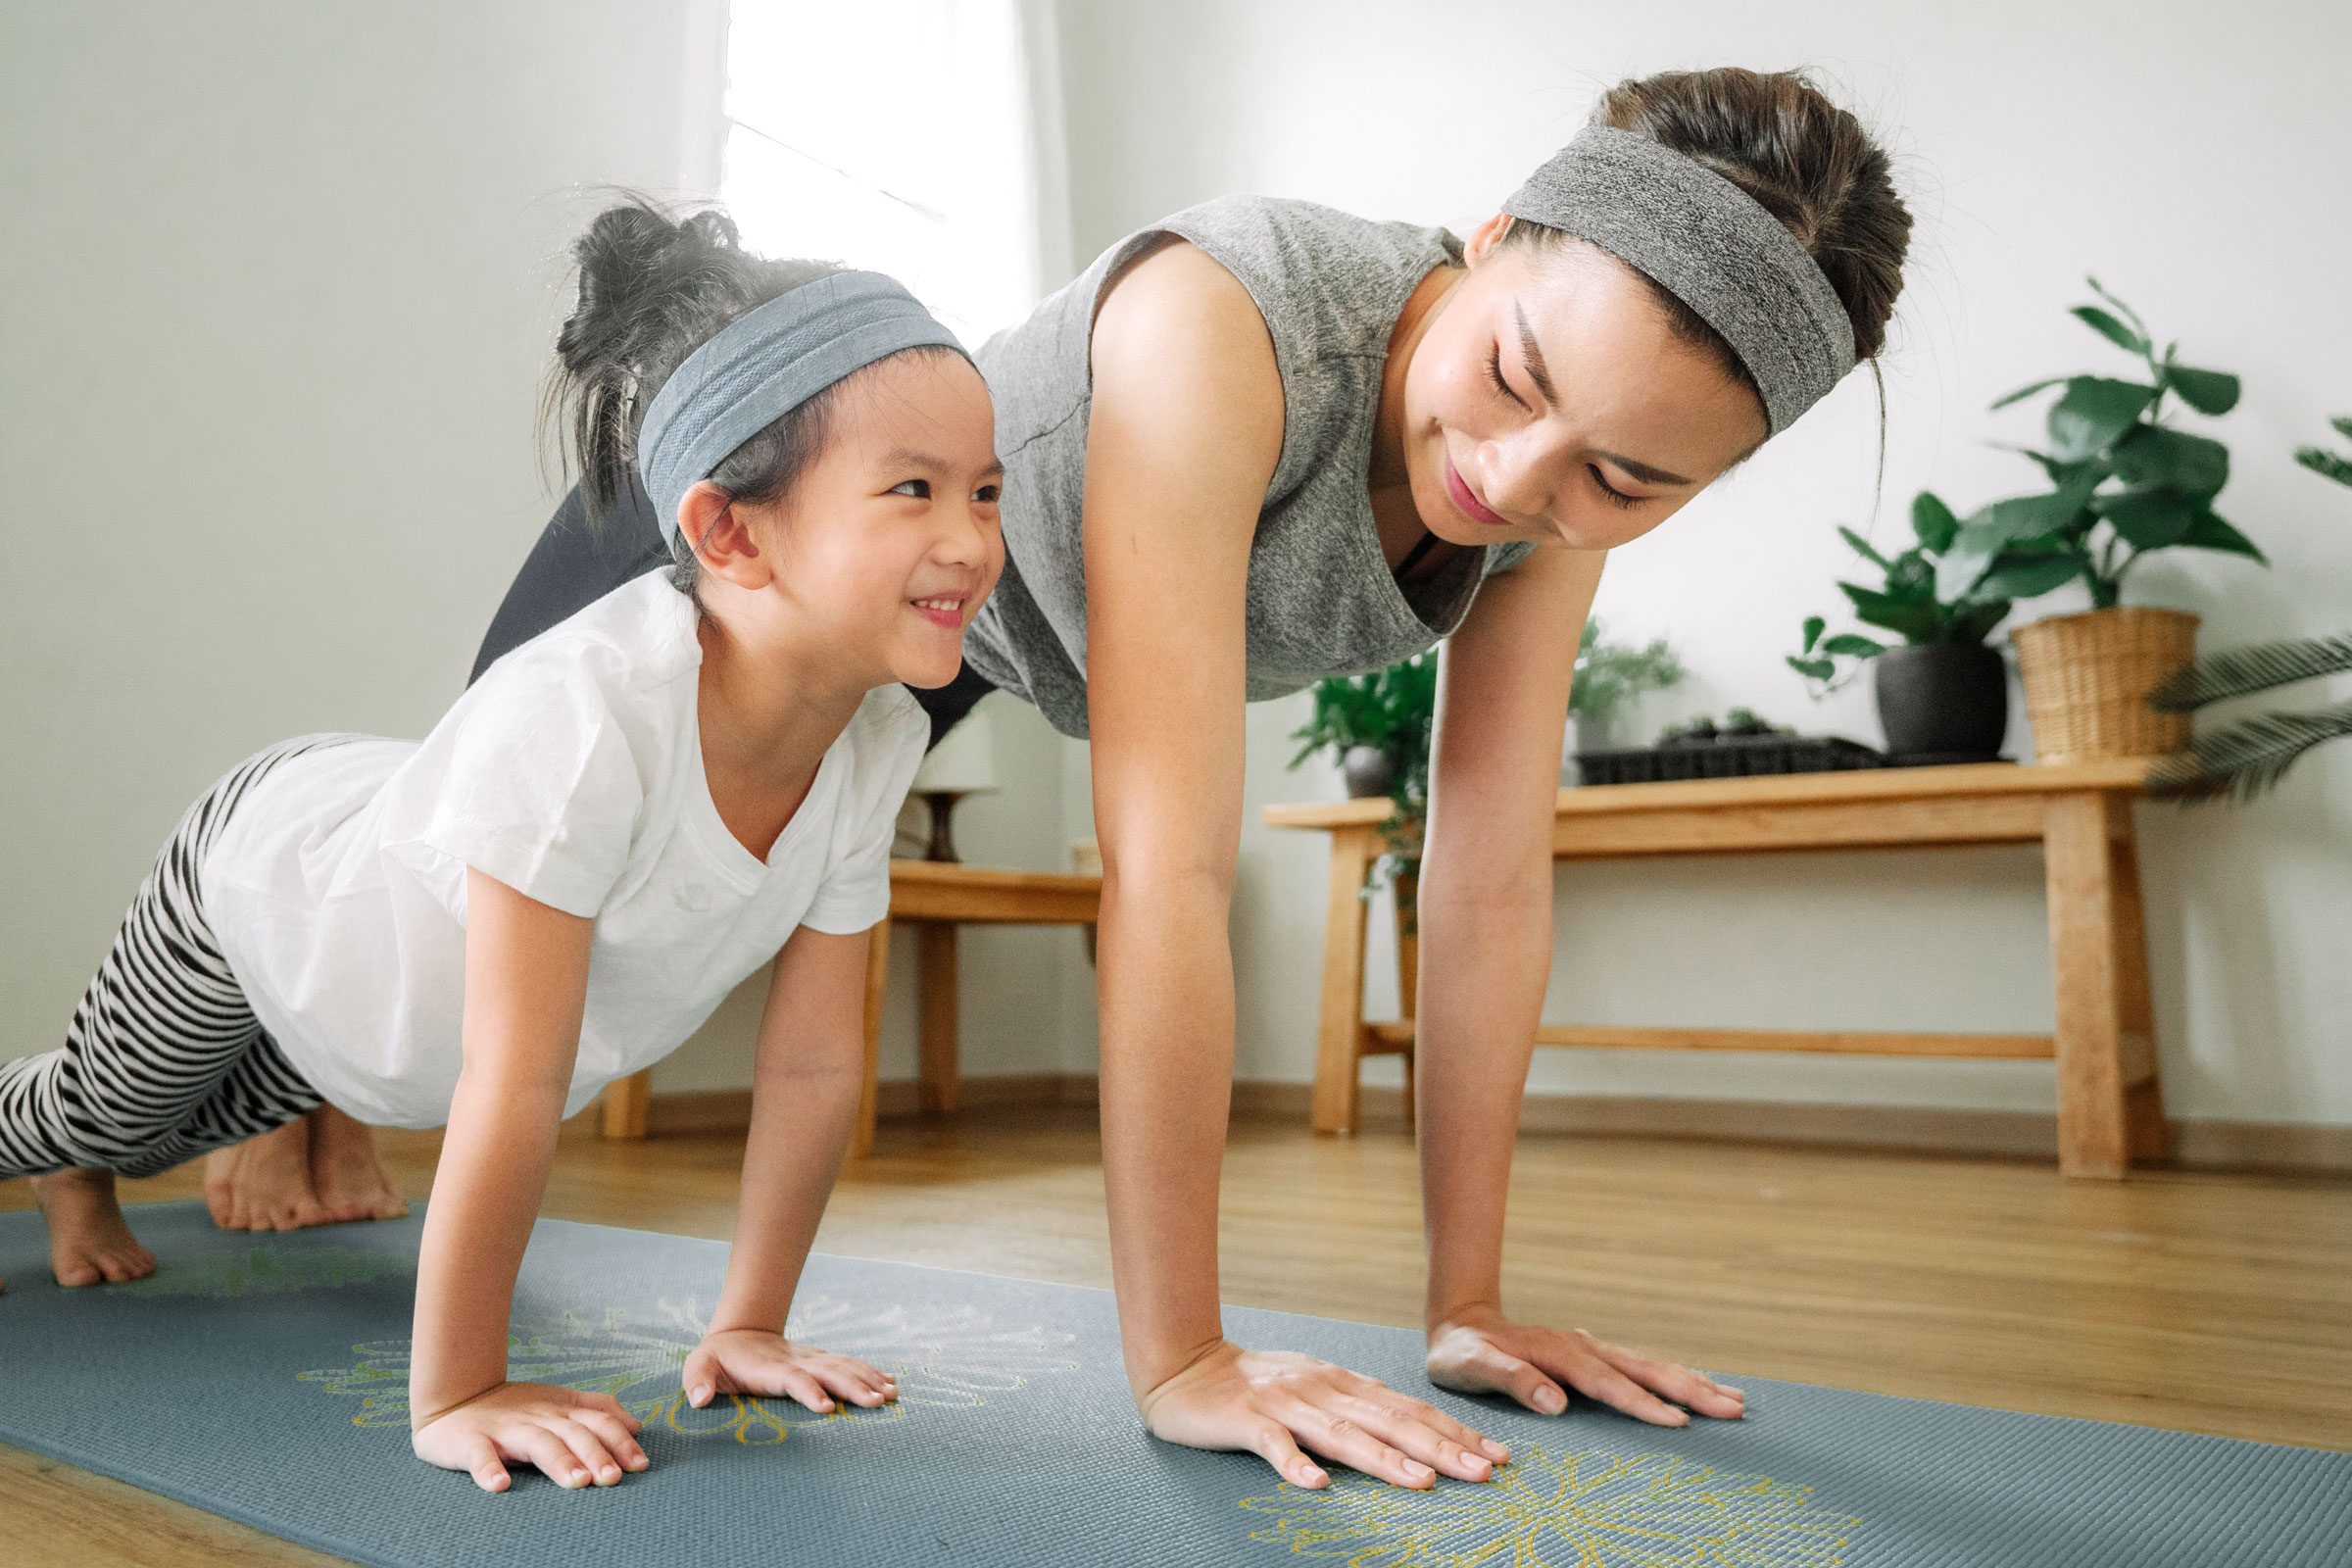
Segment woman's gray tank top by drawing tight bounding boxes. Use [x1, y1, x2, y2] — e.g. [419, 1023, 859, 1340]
[962, 194, 1536, 739]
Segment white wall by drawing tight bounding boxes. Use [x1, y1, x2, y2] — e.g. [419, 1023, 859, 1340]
[1053, 0, 2352, 1126]
[0, 1, 1083, 1093]
[8, 2, 2344, 1131]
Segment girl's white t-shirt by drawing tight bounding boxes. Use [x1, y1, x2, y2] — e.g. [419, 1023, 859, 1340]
[201, 570, 929, 1129]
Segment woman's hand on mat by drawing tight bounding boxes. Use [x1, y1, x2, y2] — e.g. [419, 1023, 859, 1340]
[1138, 1339, 1508, 1491]
[680, 1328, 899, 1415]
[411, 1381, 649, 1493]
[1424, 1306, 1745, 1426]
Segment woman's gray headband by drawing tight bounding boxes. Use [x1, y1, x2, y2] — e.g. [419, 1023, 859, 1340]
[636, 270, 971, 547]
[1502, 123, 1855, 433]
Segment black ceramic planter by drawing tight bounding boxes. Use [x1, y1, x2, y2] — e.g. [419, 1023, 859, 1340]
[1341, 745, 1399, 799]
[1873, 643, 2008, 762]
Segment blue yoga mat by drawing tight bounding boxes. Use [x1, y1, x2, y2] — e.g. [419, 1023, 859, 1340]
[0, 1201, 2344, 1566]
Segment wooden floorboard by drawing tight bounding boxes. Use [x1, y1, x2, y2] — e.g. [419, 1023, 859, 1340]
[5, 1105, 2348, 1566]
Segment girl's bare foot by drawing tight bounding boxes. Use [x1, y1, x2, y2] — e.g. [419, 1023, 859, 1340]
[308, 1104, 408, 1223]
[201, 1116, 330, 1231]
[29, 1168, 156, 1287]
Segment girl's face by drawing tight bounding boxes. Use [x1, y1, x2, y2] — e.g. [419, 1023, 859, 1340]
[751, 352, 1004, 692]
[1398, 216, 1771, 554]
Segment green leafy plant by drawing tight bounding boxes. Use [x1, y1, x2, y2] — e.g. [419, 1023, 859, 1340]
[1788, 491, 2014, 692]
[1571, 619, 1685, 735]
[1288, 653, 1439, 808]
[1936, 278, 2264, 612]
[1289, 655, 1439, 906]
[2147, 418, 2352, 803]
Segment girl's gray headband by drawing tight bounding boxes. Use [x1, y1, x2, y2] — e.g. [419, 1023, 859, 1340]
[636, 270, 972, 546]
[1502, 123, 1856, 433]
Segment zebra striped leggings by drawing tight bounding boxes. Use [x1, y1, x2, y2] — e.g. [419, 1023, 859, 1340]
[0, 737, 354, 1181]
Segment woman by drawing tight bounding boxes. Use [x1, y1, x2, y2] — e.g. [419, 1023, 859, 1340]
[221, 67, 1911, 1491]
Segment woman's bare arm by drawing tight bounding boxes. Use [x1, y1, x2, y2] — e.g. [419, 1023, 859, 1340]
[1414, 543, 1744, 1425]
[1083, 240, 1503, 1491]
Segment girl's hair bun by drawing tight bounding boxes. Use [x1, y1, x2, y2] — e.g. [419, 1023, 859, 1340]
[543, 193, 829, 544]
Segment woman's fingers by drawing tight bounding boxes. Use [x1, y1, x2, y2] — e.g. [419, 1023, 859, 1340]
[1523, 1332, 1688, 1427]
[1614, 1349, 1745, 1419]
[1336, 1393, 1498, 1482]
[1433, 1335, 1568, 1415]
[1246, 1418, 1328, 1490]
[1338, 1375, 1506, 1463]
[1286, 1401, 1435, 1490]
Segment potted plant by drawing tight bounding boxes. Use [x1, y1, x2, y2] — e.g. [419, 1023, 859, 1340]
[1564, 618, 1685, 773]
[1788, 491, 2015, 760]
[1935, 278, 2264, 761]
[1289, 653, 1437, 802]
[1290, 653, 1438, 933]
[2146, 417, 2352, 802]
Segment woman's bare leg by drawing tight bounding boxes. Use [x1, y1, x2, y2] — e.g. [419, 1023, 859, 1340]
[202, 1115, 330, 1231]
[308, 1103, 408, 1222]
[28, 1168, 156, 1286]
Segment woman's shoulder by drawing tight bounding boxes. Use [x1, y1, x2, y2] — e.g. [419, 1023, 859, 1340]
[1135, 195, 1461, 354]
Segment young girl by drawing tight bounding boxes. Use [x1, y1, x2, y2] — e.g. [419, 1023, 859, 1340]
[0, 199, 1005, 1493]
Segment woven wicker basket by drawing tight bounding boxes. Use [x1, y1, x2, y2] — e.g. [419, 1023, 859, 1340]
[2010, 607, 2198, 762]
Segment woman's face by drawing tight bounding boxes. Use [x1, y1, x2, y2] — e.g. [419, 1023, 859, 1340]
[1399, 215, 1771, 554]
[753, 351, 1004, 692]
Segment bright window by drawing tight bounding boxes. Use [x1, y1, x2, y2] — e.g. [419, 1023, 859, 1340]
[720, 0, 1047, 350]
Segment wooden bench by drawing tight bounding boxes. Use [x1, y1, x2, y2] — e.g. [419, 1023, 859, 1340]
[1262, 760, 2165, 1179]
[600, 859, 1102, 1155]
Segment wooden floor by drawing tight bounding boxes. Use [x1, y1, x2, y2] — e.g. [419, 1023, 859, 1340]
[5, 1105, 2349, 1567]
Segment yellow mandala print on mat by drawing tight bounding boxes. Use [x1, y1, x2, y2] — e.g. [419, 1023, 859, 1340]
[1239, 1444, 1857, 1567]
[300, 1296, 1077, 1446]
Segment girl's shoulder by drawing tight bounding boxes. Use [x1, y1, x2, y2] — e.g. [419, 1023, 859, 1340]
[464, 570, 698, 716]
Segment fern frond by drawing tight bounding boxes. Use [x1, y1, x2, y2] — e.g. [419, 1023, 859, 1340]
[2298, 444, 2352, 487]
[2145, 699, 2352, 803]
[2148, 633, 2352, 711]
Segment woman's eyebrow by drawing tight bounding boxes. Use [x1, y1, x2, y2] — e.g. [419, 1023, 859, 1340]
[1513, 299, 1693, 487]
[1511, 299, 1562, 412]
[1593, 450, 1693, 487]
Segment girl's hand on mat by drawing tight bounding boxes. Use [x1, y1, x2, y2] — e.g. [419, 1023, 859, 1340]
[680, 1328, 900, 1415]
[1138, 1339, 1509, 1492]
[411, 1382, 649, 1493]
[1424, 1308, 1746, 1427]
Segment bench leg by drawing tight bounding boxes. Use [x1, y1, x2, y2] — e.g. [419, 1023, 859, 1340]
[853, 918, 891, 1157]
[917, 923, 959, 1114]
[601, 1069, 651, 1140]
[1311, 827, 1376, 1135]
[2046, 793, 2153, 1179]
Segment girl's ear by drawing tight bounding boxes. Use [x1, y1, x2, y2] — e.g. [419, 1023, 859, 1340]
[1461, 212, 1515, 267]
[674, 480, 775, 589]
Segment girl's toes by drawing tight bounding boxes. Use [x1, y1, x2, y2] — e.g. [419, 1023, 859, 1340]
[54, 1257, 102, 1288]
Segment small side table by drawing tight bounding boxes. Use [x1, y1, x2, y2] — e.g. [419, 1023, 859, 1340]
[1262, 760, 2167, 1180]
[599, 859, 1102, 1155]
